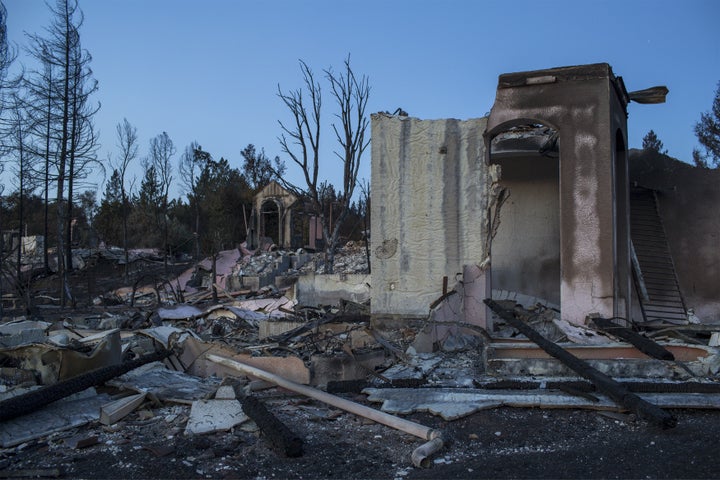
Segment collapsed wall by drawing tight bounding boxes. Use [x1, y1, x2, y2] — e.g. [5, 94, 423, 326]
[370, 114, 491, 325]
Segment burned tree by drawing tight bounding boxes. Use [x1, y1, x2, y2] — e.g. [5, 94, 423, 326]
[112, 118, 138, 279]
[179, 141, 204, 261]
[22, 0, 100, 306]
[147, 131, 175, 273]
[276, 56, 369, 273]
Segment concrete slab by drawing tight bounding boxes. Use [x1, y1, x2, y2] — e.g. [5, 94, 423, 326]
[309, 349, 385, 386]
[295, 273, 370, 306]
[0, 388, 111, 448]
[363, 387, 720, 420]
[184, 399, 248, 435]
[258, 319, 307, 340]
[215, 385, 236, 399]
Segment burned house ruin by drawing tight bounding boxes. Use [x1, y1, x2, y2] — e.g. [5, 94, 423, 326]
[248, 181, 324, 251]
[371, 63, 718, 330]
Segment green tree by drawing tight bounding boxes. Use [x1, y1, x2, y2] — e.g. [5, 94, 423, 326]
[642, 130, 666, 154]
[240, 143, 285, 193]
[136, 162, 162, 247]
[197, 157, 251, 248]
[179, 149, 251, 300]
[73, 189, 96, 246]
[94, 169, 123, 246]
[693, 81, 720, 168]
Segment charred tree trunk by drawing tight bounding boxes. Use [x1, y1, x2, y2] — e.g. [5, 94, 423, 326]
[211, 251, 218, 303]
[0, 350, 170, 422]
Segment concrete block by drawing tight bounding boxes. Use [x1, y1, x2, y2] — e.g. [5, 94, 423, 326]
[310, 349, 385, 386]
[184, 399, 248, 435]
[291, 253, 311, 269]
[275, 255, 291, 271]
[180, 337, 312, 385]
[349, 330, 376, 349]
[258, 319, 306, 340]
[237, 276, 260, 291]
[0, 321, 50, 348]
[295, 273, 371, 307]
[215, 385, 236, 400]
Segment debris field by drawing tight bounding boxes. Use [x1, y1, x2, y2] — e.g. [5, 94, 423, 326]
[1, 242, 720, 479]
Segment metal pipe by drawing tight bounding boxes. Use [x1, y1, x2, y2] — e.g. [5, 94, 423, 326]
[206, 354, 443, 467]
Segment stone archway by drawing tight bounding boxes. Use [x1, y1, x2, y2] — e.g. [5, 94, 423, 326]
[251, 181, 299, 249]
[486, 63, 632, 324]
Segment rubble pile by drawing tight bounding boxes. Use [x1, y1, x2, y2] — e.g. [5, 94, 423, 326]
[303, 241, 370, 275]
[1, 244, 720, 477]
[235, 241, 370, 278]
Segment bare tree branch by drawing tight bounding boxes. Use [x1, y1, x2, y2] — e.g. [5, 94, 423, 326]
[275, 56, 370, 273]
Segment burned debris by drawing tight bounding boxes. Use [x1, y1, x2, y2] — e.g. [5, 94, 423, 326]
[2, 63, 720, 478]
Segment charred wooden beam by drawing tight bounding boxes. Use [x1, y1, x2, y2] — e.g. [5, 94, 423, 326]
[0, 350, 170, 422]
[484, 299, 677, 429]
[327, 379, 369, 394]
[266, 314, 368, 344]
[239, 395, 303, 457]
[591, 317, 674, 361]
[473, 378, 720, 394]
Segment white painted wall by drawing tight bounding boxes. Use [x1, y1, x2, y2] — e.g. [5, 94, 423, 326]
[370, 114, 490, 318]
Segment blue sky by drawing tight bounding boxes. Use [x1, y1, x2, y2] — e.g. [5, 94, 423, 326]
[4, 0, 720, 200]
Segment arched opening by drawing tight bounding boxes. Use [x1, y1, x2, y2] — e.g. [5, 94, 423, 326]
[290, 204, 310, 249]
[260, 199, 280, 246]
[489, 123, 561, 306]
[614, 129, 631, 320]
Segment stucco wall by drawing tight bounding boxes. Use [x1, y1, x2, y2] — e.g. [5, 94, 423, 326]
[492, 157, 561, 304]
[294, 273, 371, 306]
[487, 64, 630, 324]
[370, 114, 490, 318]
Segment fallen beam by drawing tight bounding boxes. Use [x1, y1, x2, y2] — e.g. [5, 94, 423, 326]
[488, 341, 709, 361]
[100, 392, 147, 426]
[473, 378, 720, 394]
[592, 317, 674, 360]
[240, 395, 303, 457]
[484, 299, 677, 429]
[206, 353, 444, 468]
[0, 350, 169, 422]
